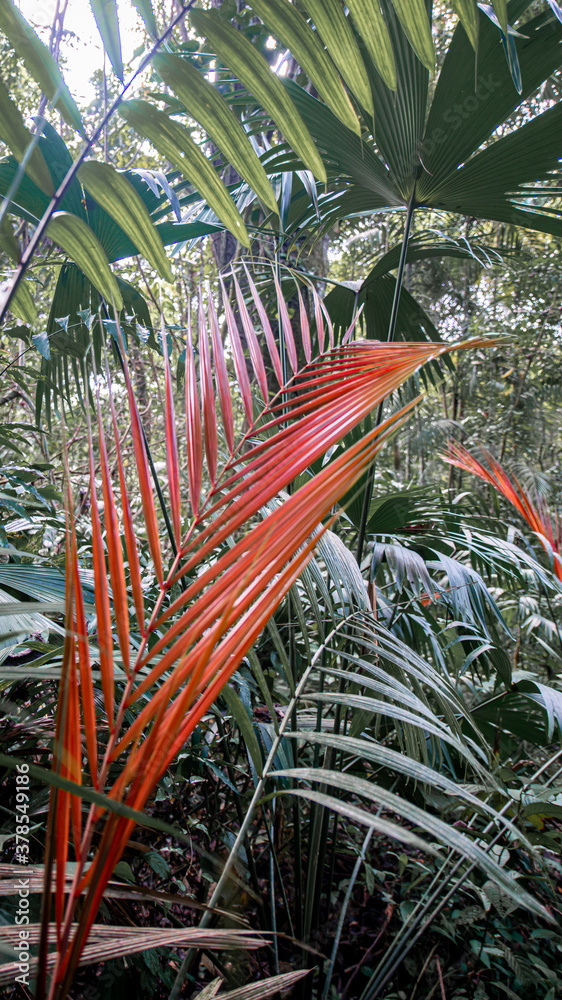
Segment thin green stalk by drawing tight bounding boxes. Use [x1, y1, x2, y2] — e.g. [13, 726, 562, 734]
[168, 615, 362, 1000]
[215, 714, 265, 923]
[262, 804, 295, 941]
[321, 829, 374, 1000]
[304, 673, 346, 946]
[269, 808, 281, 977]
[292, 700, 304, 942]
[356, 188, 417, 567]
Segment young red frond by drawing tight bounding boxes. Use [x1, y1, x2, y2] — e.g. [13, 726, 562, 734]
[45, 316, 490, 997]
[311, 284, 326, 355]
[274, 273, 298, 373]
[208, 290, 235, 454]
[443, 441, 541, 527]
[52, 401, 415, 976]
[70, 511, 97, 787]
[96, 394, 130, 675]
[243, 262, 283, 385]
[443, 440, 562, 579]
[106, 378, 145, 635]
[185, 309, 203, 515]
[161, 318, 182, 542]
[220, 276, 254, 424]
[343, 303, 364, 344]
[51, 491, 80, 945]
[298, 285, 312, 363]
[118, 327, 164, 585]
[198, 291, 218, 484]
[232, 272, 269, 401]
[88, 426, 114, 728]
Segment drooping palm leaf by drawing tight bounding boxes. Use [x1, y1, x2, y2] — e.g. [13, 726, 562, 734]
[201, 613, 550, 993]
[0, 924, 267, 987]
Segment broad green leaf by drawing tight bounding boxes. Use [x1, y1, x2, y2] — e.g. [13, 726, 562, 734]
[0, 0, 83, 132]
[78, 160, 172, 282]
[492, 0, 508, 36]
[46, 212, 124, 310]
[119, 99, 250, 247]
[516, 677, 562, 742]
[152, 53, 278, 216]
[0, 274, 37, 324]
[190, 7, 326, 183]
[418, 5, 562, 202]
[89, 0, 123, 81]
[280, 78, 397, 202]
[450, 0, 479, 48]
[220, 683, 263, 778]
[0, 217, 20, 263]
[343, 0, 397, 90]
[390, 0, 435, 71]
[13, 280, 37, 325]
[249, 0, 361, 134]
[130, 0, 158, 36]
[0, 79, 53, 194]
[301, 0, 375, 109]
[427, 100, 562, 238]
[360, 1, 430, 198]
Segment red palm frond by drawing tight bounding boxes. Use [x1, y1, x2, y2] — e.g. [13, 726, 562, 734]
[41, 278, 486, 998]
[443, 441, 562, 580]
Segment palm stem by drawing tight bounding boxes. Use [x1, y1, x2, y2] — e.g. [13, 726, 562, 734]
[355, 188, 417, 567]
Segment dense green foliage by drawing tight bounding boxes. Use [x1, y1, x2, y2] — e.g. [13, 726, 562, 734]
[1, 2, 562, 999]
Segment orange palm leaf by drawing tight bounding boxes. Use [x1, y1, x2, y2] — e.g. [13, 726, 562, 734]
[443, 441, 562, 581]
[41, 276, 486, 999]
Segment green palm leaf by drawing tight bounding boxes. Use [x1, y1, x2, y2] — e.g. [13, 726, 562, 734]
[89, 0, 123, 81]
[78, 160, 173, 282]
[301, 0, 378, 105]
[0, 80, 53, 194]
[120, 99, 250, 247]
[152, 53, 278, 216]
[449, 0, 479, 48]
[248, 0, 362, 133]
[189, 7, 327, 183]
[390, 0, 435, 70]
[430, 100, 562, 236]
[0, 0, 83, 132]
[417, 3, 562, 199]
[345, 0, 397, 90]
[46, 213, 124, 310]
